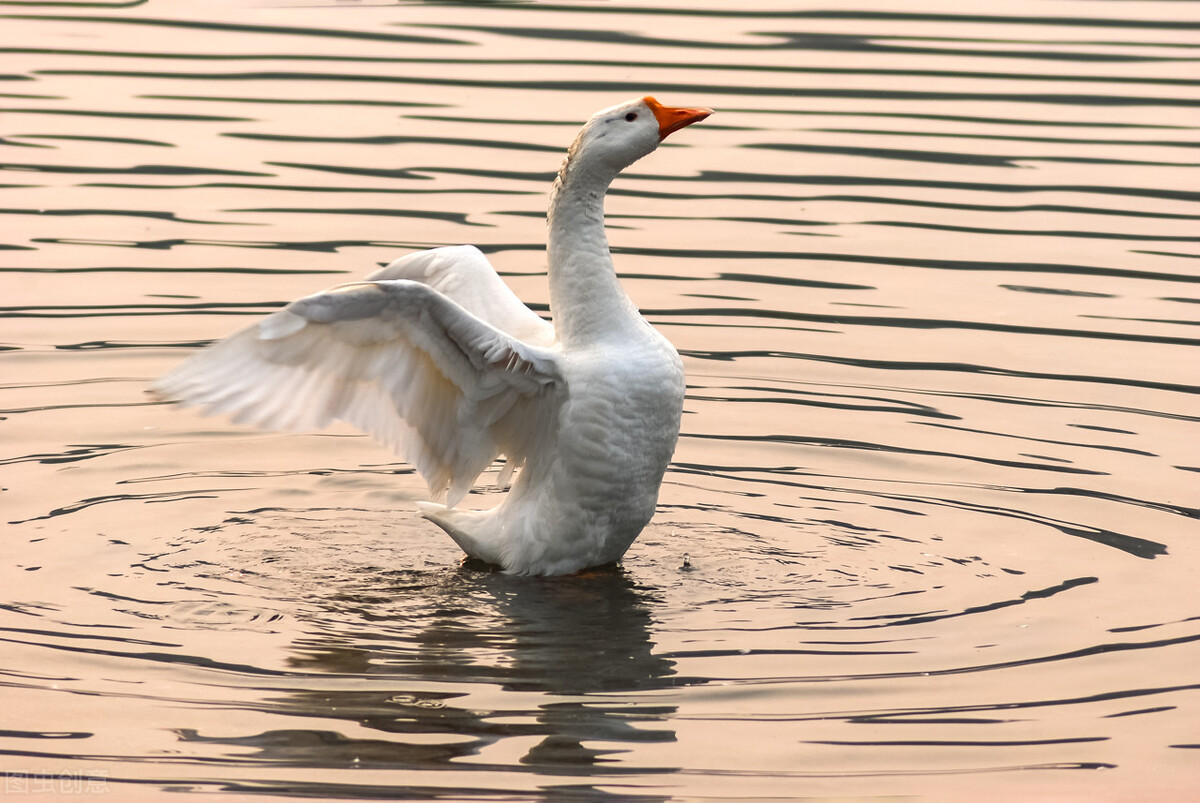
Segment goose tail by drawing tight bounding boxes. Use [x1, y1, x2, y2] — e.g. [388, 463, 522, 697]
[417, 502, 504, 567]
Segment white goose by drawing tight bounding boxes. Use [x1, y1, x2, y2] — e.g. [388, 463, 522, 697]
[154, 96, 712, 576]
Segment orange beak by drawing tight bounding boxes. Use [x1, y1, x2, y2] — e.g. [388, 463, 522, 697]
[644, 96, 712, 141]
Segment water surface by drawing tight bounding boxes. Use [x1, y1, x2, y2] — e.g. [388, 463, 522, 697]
[2, 1, 1198, 799]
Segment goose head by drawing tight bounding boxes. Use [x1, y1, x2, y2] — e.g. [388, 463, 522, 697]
[565, 96, 712, 179]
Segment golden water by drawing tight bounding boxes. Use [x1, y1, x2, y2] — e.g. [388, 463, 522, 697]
[2, 1, 1198, 799]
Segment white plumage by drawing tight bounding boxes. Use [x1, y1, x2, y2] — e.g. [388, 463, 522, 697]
[154, 96, 712, 575]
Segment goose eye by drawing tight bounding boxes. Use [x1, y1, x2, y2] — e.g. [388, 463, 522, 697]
[624, 112, 638, 122]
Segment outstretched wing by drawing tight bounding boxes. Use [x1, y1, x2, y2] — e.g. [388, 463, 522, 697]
[369, 245, 555, 347]
[154, 276, 563, 507]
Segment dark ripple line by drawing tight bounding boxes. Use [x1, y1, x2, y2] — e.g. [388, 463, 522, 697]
[32, 69, 1200, 107]
[717, 273, 871, 291]
[227, 207, 488, 227]
[1, 301, 281, 319]
[0, 634, 295, 678]
[649, 245, 1200, 285]
[688, 432, 1109, 476]
[753, 142, 1200, 169]
[671, 464, 1168, 557]
[846, 577, 1100, 629]
[917, 422, 1159, 458]
[0, 266, 342, 275]
[696, 171, 1200, 206]
[617, 214, 835, 231]
[1017, 486, 1199, 521]
[263, 163, 1200, 210]
[2, 400, 155, 415]
[0, 727, 1104, 779]
[783, 108, 1193, 130]
[119, 467, 411, 484]
[814, 682, 1200, 726]
[0, 207, 230, 225]
[225, 132, 563, 153]
[422, 23, 1200, 62]
[10, 133, 174, 147]
[1083, 314, 1200, 328]
[866, 632, 1200, 678]
[868, 220, 1200, 243]
[268, 162, 547, 183]
[656, 307, 1200, 349]
[773, 196, 1200, 223]
[5, 302, 275, 311]
[25, 237, 463, 255]
[144, 94, 441, 109]
[795, 251, 1199, 284]
[677, 578, 1106, 636]
[81, 180, 536, 198]
[0, 730, 91, 740]
[0, 770, 673, 801]
[14, 0, 144, 6]
[682, 349, 1200, 398]
[760, 144, 1015, 169]
[68, 339, 230, 350]
[1, 136, 51, 149]
[1, 161, 271, 177]
[689, 391, 953, 421]
[786, 10, 1200, 30]
[807, 737, 1108, 747]
[0, 378, 136, 391]
[2, 14, 467, 45]
[1137, 251, 1200, 263]
[813, 127, 1200, 150]
[780, 66, 1200, 89]
[263, 162, 1200, 213]
[15, 47, 1200, 88]
[0, 443, 142, 466]
[652, 647, 914, 660]
[0, 625, 176, 649]
[417, 7, 1200, 30]
[30, 227, 1193, 288]
[0, 107, 252, 121]
[9, 488, 257, 526]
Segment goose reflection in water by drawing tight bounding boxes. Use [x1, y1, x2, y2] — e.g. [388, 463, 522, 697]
[176, 566, 681, 789]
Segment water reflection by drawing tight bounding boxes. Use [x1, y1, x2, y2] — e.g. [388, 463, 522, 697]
[294, 565, 677, 688]
[197, 566, 681, 780]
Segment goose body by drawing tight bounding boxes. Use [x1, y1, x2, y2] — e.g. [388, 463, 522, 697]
[154, 97, 711, 575]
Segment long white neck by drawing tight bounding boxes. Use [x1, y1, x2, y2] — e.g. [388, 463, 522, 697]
[546, 147, 643, 348]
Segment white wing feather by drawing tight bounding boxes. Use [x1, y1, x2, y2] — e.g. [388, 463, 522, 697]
[154, 254, 562, 507]
[369, 245, 555, 347]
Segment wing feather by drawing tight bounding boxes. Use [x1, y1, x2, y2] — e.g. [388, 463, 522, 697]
[155, 261, 562, 507]
[370, 245, 555, 347]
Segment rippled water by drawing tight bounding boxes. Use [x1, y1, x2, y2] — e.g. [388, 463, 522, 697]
[3, 1, 1199, 799]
